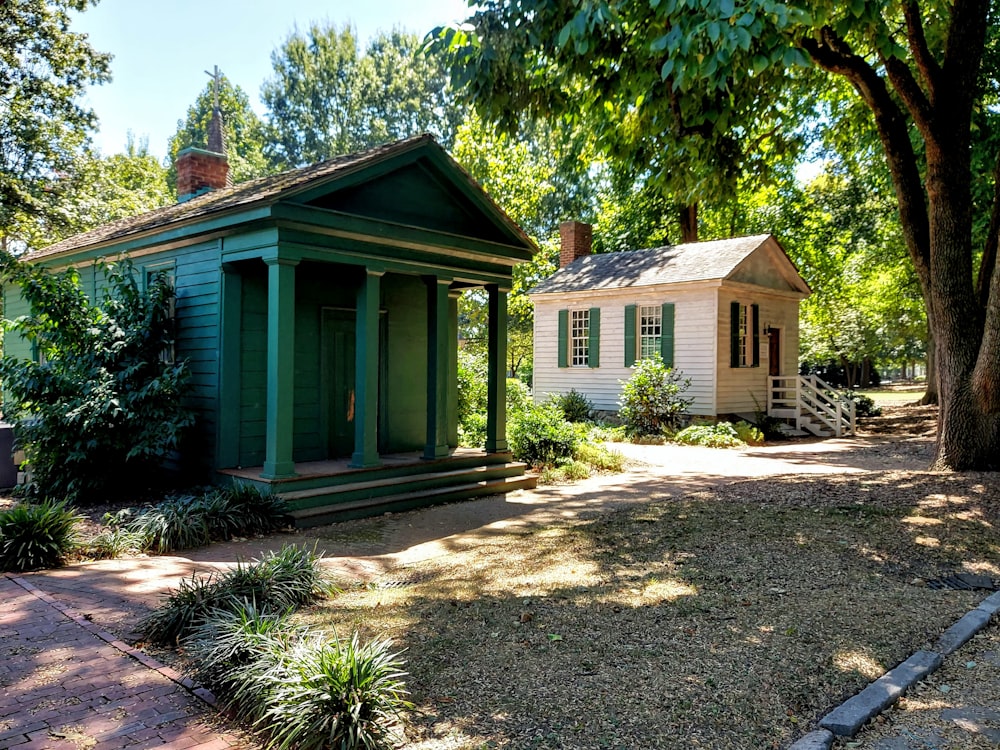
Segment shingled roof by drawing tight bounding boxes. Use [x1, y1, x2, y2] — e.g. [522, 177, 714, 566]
[529, 234, 780, 295]
[28, 134, 531, 261]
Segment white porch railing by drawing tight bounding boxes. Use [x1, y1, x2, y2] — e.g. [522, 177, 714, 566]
[767, 375, 857, 437]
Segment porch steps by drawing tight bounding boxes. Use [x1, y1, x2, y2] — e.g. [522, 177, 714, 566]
[285, 472, 537, 527]
[288, 475, 536, 527]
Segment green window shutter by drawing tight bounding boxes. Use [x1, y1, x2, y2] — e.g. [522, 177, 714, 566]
[624, 304, 636, 367]
[730, 301, 741, 368]
[558, 309, 568, 368]
[660, 302, 675, 367]
[588, 307, 600, 368]
[751, 303, 760, 367]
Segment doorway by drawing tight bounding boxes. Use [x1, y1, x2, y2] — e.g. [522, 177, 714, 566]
[768, 328, 781, 376]
[321, 309, 356, 458]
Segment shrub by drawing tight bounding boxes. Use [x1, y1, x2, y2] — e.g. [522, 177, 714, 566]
[506, 377, 533, 419]
[552, 389, 594, 422]
[0, 257, 194, 503]
[841, 390, 882, 417]
[733, 420, 765, 446]
[457, 349, 488, 447]
[254, 633, 411, 750]
[618, 355, 693, 436]
[508, 403, 578, 467]
[674, 422, 744, 448]
[139, 545, 335, 645]
[574, 442, 626, 472]
[107, 485, 288, 554]
[0, 500, 82, 572]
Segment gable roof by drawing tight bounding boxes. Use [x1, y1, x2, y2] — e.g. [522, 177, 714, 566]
[529, 234, 809, 295]
[28, 134, 534, 262]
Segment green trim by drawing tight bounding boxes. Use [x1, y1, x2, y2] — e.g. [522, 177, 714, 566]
[730, 301, 741, 368]
[588, 307, 600, 368]
[661, 302, 675, 367]
[558, 310, 569, 368]
[486, 286, 508, 453]
[262, 258, 298, 479]
[751, 303, 760, 368]
[424, 277, 451, 459]
[216, 266, 242, 468]
[351, 269, 383, 468]
[624, 304, 636, 367]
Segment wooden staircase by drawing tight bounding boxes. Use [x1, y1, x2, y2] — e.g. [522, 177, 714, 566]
[220, 451, 536, 527]
[767, 375, 857, 437]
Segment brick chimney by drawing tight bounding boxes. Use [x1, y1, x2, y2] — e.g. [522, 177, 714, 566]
[559, 220, 592, 267]
[176, 104, 230, 202]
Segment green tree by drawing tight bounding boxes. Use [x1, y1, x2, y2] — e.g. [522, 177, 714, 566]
[166, 77, 270, 189]
[0, 0, 111, 252]
[435, 2, 1000, 470]
[262, 23, 459, 169]
[0, 256, 193, 502]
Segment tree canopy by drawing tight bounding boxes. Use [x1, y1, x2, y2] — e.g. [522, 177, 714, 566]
[0, 0, 111, 251]
[434, 0, 1000, 470]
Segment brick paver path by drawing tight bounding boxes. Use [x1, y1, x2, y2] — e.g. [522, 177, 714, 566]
[0, 575, 245, 750]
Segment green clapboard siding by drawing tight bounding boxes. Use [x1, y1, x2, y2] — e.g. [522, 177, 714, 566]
[383, 273, 429, 452]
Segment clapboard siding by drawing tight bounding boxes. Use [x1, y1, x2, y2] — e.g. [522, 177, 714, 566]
[715, 288, 802, 414]
[533, 287, 718, 415]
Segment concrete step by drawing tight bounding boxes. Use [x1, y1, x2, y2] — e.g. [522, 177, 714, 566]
[287, 474, 537, 527]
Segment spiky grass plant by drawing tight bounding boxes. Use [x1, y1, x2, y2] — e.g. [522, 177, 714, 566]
[139, 545, 335, 645]
[0, 499, 83, 572]
[253, 633, 411, 750]
[214, 484, 290, 537]
[125, 495, 212, 553]
[84, 527, 147, 559]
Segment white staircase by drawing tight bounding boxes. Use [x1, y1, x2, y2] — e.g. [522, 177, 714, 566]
[767, 375, 857, 437]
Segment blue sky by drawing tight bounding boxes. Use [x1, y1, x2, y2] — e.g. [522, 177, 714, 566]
[71, 0, 471, 161]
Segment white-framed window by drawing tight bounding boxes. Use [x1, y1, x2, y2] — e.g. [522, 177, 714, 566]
[737, 303, 749, 367]
[638, 305, 662, 360]
[570, 309, 589, 366]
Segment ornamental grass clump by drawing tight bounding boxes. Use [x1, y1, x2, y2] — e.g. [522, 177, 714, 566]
[0, 499, 82, 572]
[139, 545, 335, 645]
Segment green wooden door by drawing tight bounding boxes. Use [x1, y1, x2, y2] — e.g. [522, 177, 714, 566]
[322, 309, 356, 458]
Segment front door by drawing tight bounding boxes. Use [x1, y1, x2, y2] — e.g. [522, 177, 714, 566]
[321, 309, 356, 458]
[768, 329, 781, 377]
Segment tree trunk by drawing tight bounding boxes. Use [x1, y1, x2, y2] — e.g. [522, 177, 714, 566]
[919, 327, 938, 405]
[925, 143, 1000, 470]
[678, 203, 698, 243]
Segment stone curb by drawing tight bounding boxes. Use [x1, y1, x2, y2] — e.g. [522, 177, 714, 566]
[787, 591, 999, 749]
[4, 572, 220, 709]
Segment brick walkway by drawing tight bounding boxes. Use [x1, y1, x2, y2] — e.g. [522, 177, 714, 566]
[0, 574, 245, 750]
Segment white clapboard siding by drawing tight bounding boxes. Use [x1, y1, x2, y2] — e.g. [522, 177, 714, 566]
[533, 286, 719, 414]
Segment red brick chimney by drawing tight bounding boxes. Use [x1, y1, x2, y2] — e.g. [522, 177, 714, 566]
[559, 220, 593, 267]
[176, 104, 230, 202]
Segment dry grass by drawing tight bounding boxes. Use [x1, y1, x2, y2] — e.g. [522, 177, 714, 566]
[298, 464, 999, 749]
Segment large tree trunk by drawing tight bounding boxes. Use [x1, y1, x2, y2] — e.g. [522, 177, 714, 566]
[919, 326, 938, 405]
[678, 203, 698, 243]
[926, 141, 1000, 470]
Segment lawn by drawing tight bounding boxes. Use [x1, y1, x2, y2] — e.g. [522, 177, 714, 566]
[298, 465, 999, 749]
[856, 387, 926, 406]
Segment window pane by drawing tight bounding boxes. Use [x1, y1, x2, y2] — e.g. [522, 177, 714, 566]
[571, 309, 589, 366]
[639, 304, 661, 360]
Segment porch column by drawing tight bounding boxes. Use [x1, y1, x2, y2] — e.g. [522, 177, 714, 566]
[351, 267, 383, 468]
[485, 284, 509, 453]
[262, 257, 298, 479]
[216, 264, 242, 468]
[424, 276, 451, 459]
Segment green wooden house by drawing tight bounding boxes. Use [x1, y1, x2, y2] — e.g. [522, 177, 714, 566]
[6, 134, 536, 524]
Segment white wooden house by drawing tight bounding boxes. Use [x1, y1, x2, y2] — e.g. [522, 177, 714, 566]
[529, 221, 817, 423]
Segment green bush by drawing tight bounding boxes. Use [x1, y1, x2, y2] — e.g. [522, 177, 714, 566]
[506, 377, 533, 419]
[457, 349, 488, 447]
[674, 422, 745, 448]
[551, 389, 594, 422]
[254, 633, 411, 750]
[0, 500, 82, 572]
[508, 403, 578, 467]
[618, 355, 693, 436]
[842, 390, 883, 417]
[139, 545, 335, 645]
[107, 485, 288, 554]
[574, 442, 626, 472]
[0, 258, 194, 503]
[733, 420, 765, 446]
